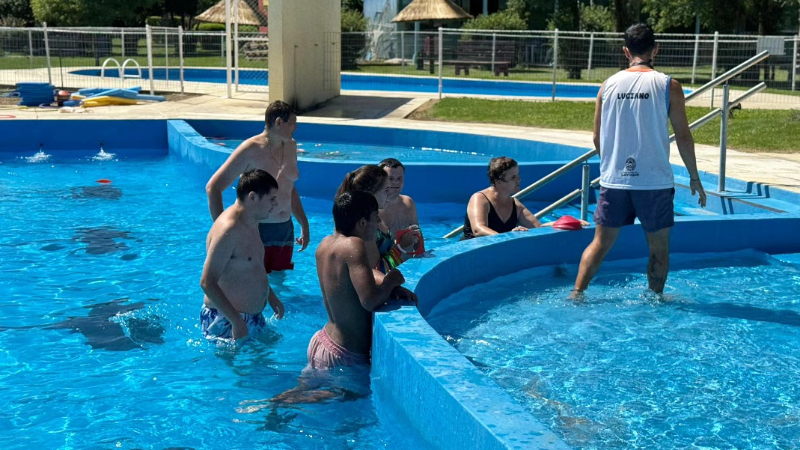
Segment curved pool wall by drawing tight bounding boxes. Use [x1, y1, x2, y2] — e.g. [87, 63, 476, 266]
[379, 213, 800, 450]
[70, 68, 601, 99]
[172, 119, 600, 203]
[9, 119, 800, 450]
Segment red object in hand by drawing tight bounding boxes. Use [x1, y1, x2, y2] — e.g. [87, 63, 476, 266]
[396, 228, 425, 256]
[96, 179, 112, 184]
[552, 215, 584, 231]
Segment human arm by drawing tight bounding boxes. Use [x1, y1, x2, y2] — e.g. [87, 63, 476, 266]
[669, 79, 707, 207]
[206, 144, 253, 221]
[515, 199, 545, 229]
[466, 192, 499, 237]
[200, 230, 249, 340]
[593, 82, 605, 156]
[291, 186, 310, 251]
[267, 284, 284, 319]
[347, 238, 405, 312]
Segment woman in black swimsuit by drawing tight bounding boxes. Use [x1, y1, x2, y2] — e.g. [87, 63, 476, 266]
[462, 157, 553, 240]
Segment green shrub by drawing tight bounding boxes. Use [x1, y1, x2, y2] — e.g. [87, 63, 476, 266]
[462, 10, 527, 31]
[197, 22, 226, 32]
[146, 16, 181, 27]
[341, 8, 367, 32]
[341, 8, 367, 69]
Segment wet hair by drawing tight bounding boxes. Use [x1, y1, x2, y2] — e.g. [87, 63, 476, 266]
[487, 157, 518, 186]
[336, 164, 388, 197]
[378, 158, 405, 171]
[236, 169, 278, 202]
[333, 191, 379, 236]
[265, 100, 294, 130]
[624, 23, 656, 56]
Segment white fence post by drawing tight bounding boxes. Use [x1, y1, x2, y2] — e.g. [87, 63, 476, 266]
[43, 22, 52, 85]
[691, 33, 699, 84]
[792, 38, 798, 92]
[552, 29, 559, 102]
[121, 29, 125, 58]
[711, 31, 719, 107]
[438, 27, 443, 100]
[165, 28, 169, 82]
[491, 32, 496, 74]
[225, 0, 232, 98]
[400, 31, 405, 68]
[233, 0, 240, 90]
[587, 32, 594, 78]
[179, 26, 185, 94]
[146, 25, 155, 95]
[28, 30, 33, 66]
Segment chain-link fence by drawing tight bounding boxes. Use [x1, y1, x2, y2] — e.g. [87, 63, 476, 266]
[343, 29, 800, 105]
[1, 24, 797, 104]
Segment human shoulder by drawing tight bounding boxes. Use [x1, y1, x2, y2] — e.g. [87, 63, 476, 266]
[400, 194, 416, 208]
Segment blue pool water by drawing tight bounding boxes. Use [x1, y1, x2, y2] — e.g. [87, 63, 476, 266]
[210, 139, 494, 163]
[70, 68, 601, 99]
[427, 252, 800, 449]
[0, 151, 458, 449]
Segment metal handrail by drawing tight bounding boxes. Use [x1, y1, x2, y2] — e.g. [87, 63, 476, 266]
[121, 58, 143, 79]
[684, 51, 769, 102]
[100, 57, 121, 80]
[442, 53, 770, 239]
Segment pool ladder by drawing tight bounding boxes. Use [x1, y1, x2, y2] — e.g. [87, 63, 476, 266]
[101, 58, 143, 82]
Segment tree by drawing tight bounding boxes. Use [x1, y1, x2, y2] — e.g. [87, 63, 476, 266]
[31, 0, 158, 26]
[641, 0, 789, 34]
[0, 0, 35, 26]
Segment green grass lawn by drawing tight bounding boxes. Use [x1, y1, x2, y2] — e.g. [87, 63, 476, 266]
[414, 98, 800, 153]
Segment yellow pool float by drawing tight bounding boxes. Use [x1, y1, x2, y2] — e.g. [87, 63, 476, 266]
[82, 96, 138, 108]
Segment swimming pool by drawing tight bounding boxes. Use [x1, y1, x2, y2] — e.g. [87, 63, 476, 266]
[428, 251, 800, 449]
[69, 68, 601, 99]
[0, 149, 455, 449]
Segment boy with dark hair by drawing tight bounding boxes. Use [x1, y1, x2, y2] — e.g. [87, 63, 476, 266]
[201, 169, 284, 342]
[308, 191, 416, 368]
[377, 158, 423, 258]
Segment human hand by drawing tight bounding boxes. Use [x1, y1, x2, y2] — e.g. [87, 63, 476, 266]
[391, 286, 418, 306]
[269, 295, 285, 319]
[385, 268, 405, 287]
[231, 318, 250, 341]
[296, 227, 310, 251]
[690, 179, 707, 208]
[511, 226, 529, 232]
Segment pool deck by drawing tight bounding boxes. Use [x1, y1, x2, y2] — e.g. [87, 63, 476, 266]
[10, 90, 800, 194]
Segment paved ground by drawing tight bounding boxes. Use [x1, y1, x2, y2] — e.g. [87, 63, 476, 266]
[5, 89, 800, 194]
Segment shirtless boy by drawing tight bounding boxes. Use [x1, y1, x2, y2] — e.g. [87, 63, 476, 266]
[200, 169, 285, 342]
[206, 101, 310, 275]
[308, 191, 416, 368]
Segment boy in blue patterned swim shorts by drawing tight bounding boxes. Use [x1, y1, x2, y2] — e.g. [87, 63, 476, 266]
[200, 169, 285, 342]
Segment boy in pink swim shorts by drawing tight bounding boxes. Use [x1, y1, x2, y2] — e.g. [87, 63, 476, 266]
[308, 191, 416, 369]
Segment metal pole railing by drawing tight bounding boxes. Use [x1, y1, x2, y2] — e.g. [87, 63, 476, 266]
[793, 38, 798, 92]
[146, 25, 155, 95]
[580, 164, 590, 222]
[491, 33, 496, 75]
[685, 50, 769, 102]
[691, 33, 699, 84]
[711, 31, 719, 107]
[400, 31, 405, 67]
[164, 28, 169, 83]
[224, 0, 232, 98]
[43, 22, 52, 85]
[587, 32, 594, 79]
[719, 82, 730, 192]
[121, 29, 125, 58]
[438, 27, 443, 100]
[178, 26, 185, 94]
[233, 0, 240, 90]
[28, 30, 33, 66]
[551, 29, 559, 102]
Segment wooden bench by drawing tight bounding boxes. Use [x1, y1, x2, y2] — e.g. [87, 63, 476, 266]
[425, 38, 515, 76]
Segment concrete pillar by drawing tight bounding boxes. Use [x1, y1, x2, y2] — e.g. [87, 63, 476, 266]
[268, 0, 341, 111]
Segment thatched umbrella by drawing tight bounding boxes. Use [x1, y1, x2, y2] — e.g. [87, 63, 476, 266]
[391, 0, 471, 68]
[196, 0, 268, 27]
[391, 0, 472, 23]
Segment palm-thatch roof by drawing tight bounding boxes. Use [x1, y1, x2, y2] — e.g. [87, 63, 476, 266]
[196, 0, 268, 27]
[391, 0, 472, 23]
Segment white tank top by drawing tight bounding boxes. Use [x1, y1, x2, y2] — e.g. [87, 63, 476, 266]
[599, 69, 673, 190]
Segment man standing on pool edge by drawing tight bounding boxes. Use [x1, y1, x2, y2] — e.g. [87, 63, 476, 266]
[572, 23, 707, 297]
[206, 101, 310, 280]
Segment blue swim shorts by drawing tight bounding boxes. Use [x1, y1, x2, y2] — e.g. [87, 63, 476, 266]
[200, 306, 266, 340]
[594, 187, 675, 232]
